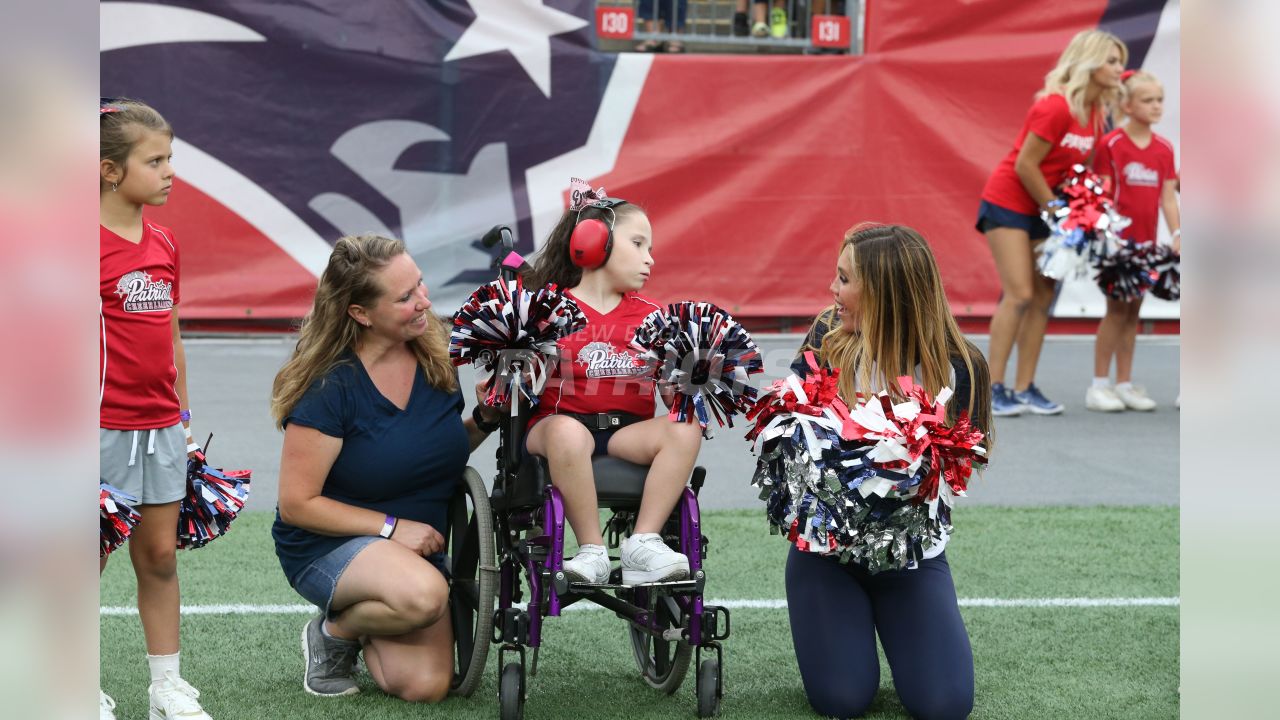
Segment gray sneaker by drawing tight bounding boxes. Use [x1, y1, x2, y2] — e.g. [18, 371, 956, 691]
[302, 616, 361, 697]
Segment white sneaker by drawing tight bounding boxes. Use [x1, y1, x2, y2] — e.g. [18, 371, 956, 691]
[621, 533, 689, 585]
[1115, 384, 1157, 411]
[149, 671, 212, 720]
[100, 690, 117, 720]
[562, 544, 611, 584]
[1085, 385, 1125, 412]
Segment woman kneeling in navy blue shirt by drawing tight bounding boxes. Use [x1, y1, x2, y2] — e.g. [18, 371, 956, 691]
[270, 234, 501, 702]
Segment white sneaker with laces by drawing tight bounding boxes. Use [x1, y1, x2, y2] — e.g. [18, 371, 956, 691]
[621, 533, 689, 585]
[149, 671, 212, 720]
[1115, 384, 1157, 411]
[1085, 385, 1125, 412]
[562, 544, 611, 585]
[100, 690, 117, 720]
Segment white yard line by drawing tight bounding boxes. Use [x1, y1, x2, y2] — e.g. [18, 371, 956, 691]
[101, 596, 1178, 616]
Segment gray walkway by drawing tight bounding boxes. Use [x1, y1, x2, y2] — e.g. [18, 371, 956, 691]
[186, 334, 1179, 513]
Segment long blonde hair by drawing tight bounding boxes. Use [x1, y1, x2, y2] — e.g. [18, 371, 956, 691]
[1039, 29, 1129, 129]
[807, 224, 993, 452]
[271, 234, 456, 427]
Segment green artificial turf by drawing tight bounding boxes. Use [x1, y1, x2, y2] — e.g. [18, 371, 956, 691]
[101, 506, 1178, 719]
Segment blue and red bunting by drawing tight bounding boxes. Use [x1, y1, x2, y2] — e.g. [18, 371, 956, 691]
[100, 482, 141, 558]
[178, 451, 251, 550]
[630, 301, 764, 434]
[747, 371, 987, 573]
[449, 277, 587, 412]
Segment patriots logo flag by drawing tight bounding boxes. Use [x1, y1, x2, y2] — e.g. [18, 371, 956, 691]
[100, 0, 1177, 322]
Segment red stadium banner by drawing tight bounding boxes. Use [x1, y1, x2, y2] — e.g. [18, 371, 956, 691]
[100, 0, 1177, 325]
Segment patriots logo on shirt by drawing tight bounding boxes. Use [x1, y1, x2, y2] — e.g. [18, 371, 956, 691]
[115, 271, 173, 313]
[576, 341, 645, 379]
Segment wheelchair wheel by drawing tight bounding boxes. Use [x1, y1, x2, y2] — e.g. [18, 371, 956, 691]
[695, 657, 722, 717]
[499, 661, 525, 720]
[448, 467, 497, 698]
[626, 594, 692, 694]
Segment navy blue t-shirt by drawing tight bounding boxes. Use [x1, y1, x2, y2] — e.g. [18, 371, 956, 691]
[272, 353, 468, 586]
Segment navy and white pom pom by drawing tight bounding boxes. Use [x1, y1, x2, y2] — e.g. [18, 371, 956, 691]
[1094, 240, 1154, 301]
[631, 301, 764, 432]
[1146, 244, 1181, 301]
[100, 482, 141, 558]
[450, 277, 587, 412]
[178, 452, 251, 550]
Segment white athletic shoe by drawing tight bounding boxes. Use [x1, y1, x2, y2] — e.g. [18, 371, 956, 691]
[1114, 384, 1157, 411]
[621, 533, 689, 585]
[1085, 385, 1125, 412]
[100, 690, 117, 720]
[562, 544, 611, 584]
[149, 671, 212, 720]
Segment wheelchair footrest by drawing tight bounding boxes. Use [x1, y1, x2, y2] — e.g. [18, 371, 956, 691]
[567, 578, 699, 592]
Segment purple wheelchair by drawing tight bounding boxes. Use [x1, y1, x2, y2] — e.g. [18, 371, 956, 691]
[443, 229, 729, 720]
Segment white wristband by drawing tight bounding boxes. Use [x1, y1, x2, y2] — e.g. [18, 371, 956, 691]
[1171, 229, 1181, 238]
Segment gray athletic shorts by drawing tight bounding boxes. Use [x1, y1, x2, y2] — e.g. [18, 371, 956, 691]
[99, 422, 188, 504]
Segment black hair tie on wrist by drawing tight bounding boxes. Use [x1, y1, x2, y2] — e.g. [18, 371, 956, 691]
[471, 404, 501, 433]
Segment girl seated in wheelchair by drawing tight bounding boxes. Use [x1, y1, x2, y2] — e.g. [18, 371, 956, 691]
[522, 186, 702, 586]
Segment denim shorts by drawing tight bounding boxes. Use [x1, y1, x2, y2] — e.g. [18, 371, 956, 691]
[293, 536, 451, 619]
[292, 536, 382, 618]
[975, 199, 1050, 241]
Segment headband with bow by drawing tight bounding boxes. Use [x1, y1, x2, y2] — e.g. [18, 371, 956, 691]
[568, 177, 609, 211]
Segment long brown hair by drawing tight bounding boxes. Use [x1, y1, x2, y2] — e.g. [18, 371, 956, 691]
[526, 201, 647, 288]
[271, 234, 456, 427]
[809, 223, 994, 453]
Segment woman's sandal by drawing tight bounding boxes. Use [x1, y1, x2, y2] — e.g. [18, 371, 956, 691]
[634, 39, 662, 52]
[663, 40, 685, 53]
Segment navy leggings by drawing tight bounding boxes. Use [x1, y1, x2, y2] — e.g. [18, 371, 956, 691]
[785, 547, 974, 720]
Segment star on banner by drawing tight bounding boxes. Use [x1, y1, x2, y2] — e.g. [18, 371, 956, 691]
[444, 0, 588, 98]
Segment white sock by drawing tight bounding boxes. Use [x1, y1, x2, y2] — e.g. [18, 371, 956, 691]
[147, 652, 180, 685]
[1115, 382, 1133, 392]
[1092, 377, 1111, 389]
[575, 543, 606, 556]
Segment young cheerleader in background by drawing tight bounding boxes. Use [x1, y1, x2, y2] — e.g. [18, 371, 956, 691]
[1087, 69, 1181, 412]
[100, 98, 211, 720]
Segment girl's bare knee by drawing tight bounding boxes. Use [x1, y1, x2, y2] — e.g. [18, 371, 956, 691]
[543, 417, 594, 458]
[666, 419, 703, 449]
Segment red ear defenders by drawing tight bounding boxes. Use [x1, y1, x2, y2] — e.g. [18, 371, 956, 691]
[569, 198, 627, 269]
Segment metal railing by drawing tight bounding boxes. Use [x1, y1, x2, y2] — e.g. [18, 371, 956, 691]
[597, 0, 864, 54]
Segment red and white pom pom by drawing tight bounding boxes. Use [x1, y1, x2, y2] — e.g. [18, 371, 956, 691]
[845, 377, 988, 513]
[178, 450, 252, 550]
[745, 351, 853, 451]
[1038, 165, 1132, 280]
[100, 482, 141, 558]
[450, 277, 587, 413]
